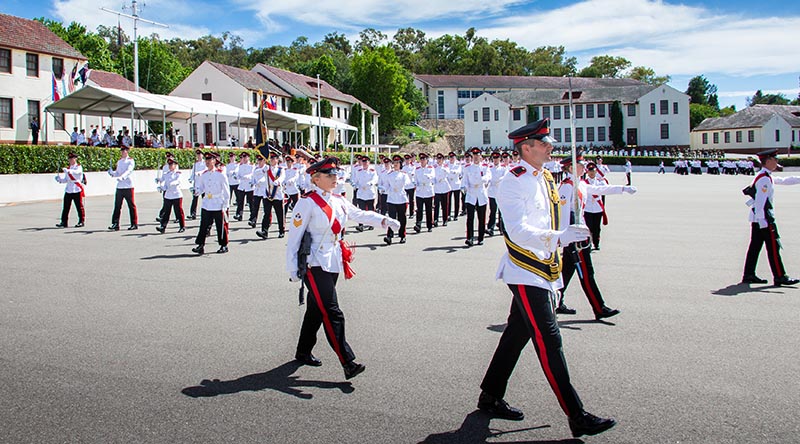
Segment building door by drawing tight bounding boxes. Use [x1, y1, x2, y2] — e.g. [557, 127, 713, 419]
[626, 128, 638, 146]
[204, 123, 213, 145]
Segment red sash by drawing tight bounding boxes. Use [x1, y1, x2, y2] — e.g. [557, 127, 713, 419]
[67, 170, 85, 197]
[307, 191, 355, 279]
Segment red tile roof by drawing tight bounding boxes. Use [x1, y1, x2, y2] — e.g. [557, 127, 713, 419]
[88, 70, 149, 93]
[208, 61, 289, 96]
[414, 74, 643, 89]
[0, 13, 86, 60]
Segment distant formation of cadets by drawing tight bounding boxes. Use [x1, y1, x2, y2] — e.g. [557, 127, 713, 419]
[672, 158, 754, 175]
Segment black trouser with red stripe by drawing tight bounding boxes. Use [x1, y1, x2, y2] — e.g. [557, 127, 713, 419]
[744, 222, 786, 279]
[561, 243, 606, 314]
[433, 192, 449, 225]
[261, 197, 285, 234]
[61, 192, 85, 225]
[487, 197, 500, 231]
[159, 197, 185, 229]
[298, 267, 356, 365]
[195, 209, 228, 247]
[415, 196, 433, 229]
[583, 212, 603, 249]
[406, 189, 415, 216]
[378, 193, 388, 215]
[481, 284, 583, 418]
[465, 202, 486, 242]
[450, 189, 461, 219]
[236, 190, 253, 219]
[111, 188, 137, 226]
[190, 195, 200, 217]
[286, 193, 299, 214]
[386, 202, 407, 239]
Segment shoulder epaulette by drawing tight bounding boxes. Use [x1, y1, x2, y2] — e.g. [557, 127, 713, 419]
[509, 166, 527, 177]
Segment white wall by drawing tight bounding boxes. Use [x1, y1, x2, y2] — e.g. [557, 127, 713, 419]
[463, 94, 511, 148]
[638, 86, 690, 146]
[690, 115, 794, 152]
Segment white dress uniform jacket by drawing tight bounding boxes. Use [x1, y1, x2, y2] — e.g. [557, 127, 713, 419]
[557, 174, 625, 230]
[386, 170, 412, 204]
[462, 163, 491, 206]
[226, 162, 240, 186]
[487, 164, 507, 198]
[414, 165, 435, 198]
[56, 164, 84, 194]
[266, 165, 285, 200]
[284, 166, 301, 195]
[447, 161, 462, 190]
[253, 165, 269, 198]
[110, 157, 135, 189]
[749, 168, 800, 227]
[355, 167, 379, 200]
[196, 169, 230, 211]
[402, 164, 417, 190]
[334, 167, 348, 195]
[159, 170, 183, 200]
[433, 164, 451, 194]
[236, 163, 255, 192]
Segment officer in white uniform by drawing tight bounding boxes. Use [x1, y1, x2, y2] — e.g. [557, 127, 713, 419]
[192, 153, 230, 255]
[402, 154, 417, 217]
[54, 152, 85, 228]
[156, 158, 186, 233]
[486, 151, 507, 237]
[446, 152, 463, 221]
[432, 153, 451, 227]
[462, 147, 491, 246]
[478, 119, 617, 438]
[354, 157, 379, 232]
[188, 150, 205, 219]
[107, 146, 138, 231]
[412, 153, 435, 233]
[235, 152, 255, 221]
[284, 155, 301, 213]
[226, 152, 240, 208]
[256, 152, 286, 239]
[384, 154, 412, 245]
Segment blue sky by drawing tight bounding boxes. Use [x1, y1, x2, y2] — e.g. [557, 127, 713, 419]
[3, 0, 798, 109]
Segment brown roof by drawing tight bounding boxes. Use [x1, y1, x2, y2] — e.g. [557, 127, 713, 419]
[414, 74, 643, 89]
[88, 70, 148, 93]
[0, 14, 86, 60]
[208, 61, 289, 96]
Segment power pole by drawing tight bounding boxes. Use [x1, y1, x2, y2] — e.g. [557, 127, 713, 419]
[101, 0, 168, 92]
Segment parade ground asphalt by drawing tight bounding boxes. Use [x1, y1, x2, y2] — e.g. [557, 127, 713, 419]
[1, 170, 800, 444]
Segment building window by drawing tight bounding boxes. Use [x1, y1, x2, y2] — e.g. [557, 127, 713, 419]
[0, 48, 10, 73]
[748, 130, 755, 143]
[575, 127, 584, 143]
[191, 123, 198, 142]
[27, 100, 40, 129]
[252, 92, 258, 107]
[52, 57, 64, 79]
[482, 107, 490, 122]
[512, 109, 521, 121]
[437, 91, 445, 119]
[660, 99, 669, 115]
[702, 133, 708, 144]
[542, 106, 550, 119]
[627, 104, 636, 116]
[597, 103, 605, 118]
[673, 102, 679, 114]
[344, 108, 348, 119]
[586, 104, 594, 119]
[554, 128, 562, 141]
[587, 127, 595, 142]
[282, 98, 287, 111]
[473, 110, 478, 122]
[598, 126, 606, 142]
[482, 129, 491, 145]
[660, 123, 669, 139]
[553, 105, 561, 120]
[736, 131, 742, 143]
[775, 129, 780, 142]
[564, 127, 572, 143]
[564, 105, 570, 119]
[494, 109, 499, 121]
[724, 131, 730, 143]
[713, 132, 719, 144]
[201, 93, 212, 101]
[472, 90, 482, 98]
[575, 104, 583, 119]
[0, 97, 12, 128]
[218, 121, 227, 141]
[457, 90, 470, 99]
[650, 103, 656, 115]
[26, 53, 39, 77]
[54, 113, 65, 130]
[337, 107, 341, 118]
[457, 106, 464, 119]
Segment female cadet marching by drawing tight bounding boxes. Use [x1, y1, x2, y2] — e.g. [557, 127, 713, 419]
[155, 158, 186, 234]
[384, 154, 412, 245]
[286, 157, 400, 379]
[54, 152, 86, 228]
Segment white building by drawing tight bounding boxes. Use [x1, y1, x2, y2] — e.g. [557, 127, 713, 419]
[170, 61, 378, 148]
[690, 105, 800, 154]
[413, 74, 645, 120]
[463, 84, 690, 150]
[0, 13, 87, 144]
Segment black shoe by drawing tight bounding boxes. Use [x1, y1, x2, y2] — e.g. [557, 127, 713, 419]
[477, 391, 524, 421]
[74, 222, 84, 228]
[595, 306, 620, 320]
[593, 245, 600, 251]
[295, 353, 322, 367]
[189, 214, 197, 220]
[433, 222, 438, 227]
[413, 225, 421, 233]
[384, 236, 392, 245]
[155, 217, 161, 223]
[774, 276, 800, 286]
[399, 237, 406, 244]
[453, 217, 458, 221]
[556, 303, 577, 315]
[741, 275, 768, 284]
[465, 238, 474, 247]
[127, 225, 138, 231]
[356, 225, 365, 233]
[256, 230, 268, 239]
[233, 214, 241, 221]
[477, 240, 484, 246]
[366, 226, 374, 231]
[55, 223, 66, 228]
[569, 411, 616, 437]
[344, 361, 365, 380]
[156, 226, 165, 233]
[248, 220, 256, 228]
[108, 224, 119, 231]
[173, 219, 180, 224]
[192, 245, 204, 255]
[486, 229, 494, 237]
[217, 246, 229, 254]
[427, 227, 432, 232]
[178, 227, 185, 233]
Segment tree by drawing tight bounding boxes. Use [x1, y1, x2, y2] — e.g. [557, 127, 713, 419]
[746, 90, 790, 106]
[628, 66, 671, 85]
[355, 28, 387, 53]
[609, 101, 625, 148]
[578, 55, 631, 78]
[364, 110, 373, 144]
[419, 34, 470, 74]
[118, 36, 189, 95]
[323, 32, 352, 56]
[719, 105, 736, 117]
[297, 54, 337, 84]
[37, 19, 116, 73]
[289, 97, 313, 144]
[527, 46, 576, 76]
[350, 46, 417, 133]
[685, 75, 717, 106]
[348, 102, 364, 143]
[689, 104, 719, 129]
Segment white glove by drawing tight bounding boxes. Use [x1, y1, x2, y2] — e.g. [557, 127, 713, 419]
[107, 169, 113, 176]
[154, 178, 160, 184]
[157, 186, 163, 193]
[623, 186, 637, 194]
[289, 273, 302, 283]
[385, 217, 401, 231]
[54, 175, 60, 182]
[559, 224, 591, 245]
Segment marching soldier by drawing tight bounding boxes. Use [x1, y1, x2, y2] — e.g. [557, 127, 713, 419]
[156, 158, 186, 233]
[286, 157, 400, 379]
[447, 152, 463, 221]
[188, 150, 205, 220]
[235, 152, 255, 222]
[377, 157, 392, 215]
[583, 162, 609, 250]
[354, 156, 378, 232]
[192, 153, 230, 255]
[478, 119, 616, 438]
[250, 155, 269, 230]
[284, 155, 301, 214]
[486, 151, 507, 237]
[107, 146, 138, 231]
[413, 153, 435, 233]
[256, 153, 286, 239]
[54, 152, 85, 228]
[433, 153, 451, 227]
[402, 154, 417, 217]
[226, 152, 240, 208]
[462, 147, 490, 246]
[741, 149, 800, 286]
[384, 154, 412, 245]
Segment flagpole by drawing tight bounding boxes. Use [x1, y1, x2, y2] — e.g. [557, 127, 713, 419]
[317, 74, 322, 157]
[567, 76, 581, 222]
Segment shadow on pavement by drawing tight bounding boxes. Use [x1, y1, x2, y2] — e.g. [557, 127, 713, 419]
[423, 245, 465, 253]
[19, 226, 65, 232]
[140, 253, 203, 260]
[712, 283, 785, 297]
[487, 323, 506, 333]
[64, 229, 110, 235]
[181, 361, 354, 400]
[557, 319, 615, 327]
[418, 410, 581, 444]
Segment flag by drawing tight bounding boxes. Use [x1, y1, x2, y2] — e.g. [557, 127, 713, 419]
[52, 73, 61, 101]
[61, 75, 68, 98]
[266, 95, 278, 110]
[78, 63, 91, 86]
[68, 63, 78, 93]
[254, 89, 268, 154]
